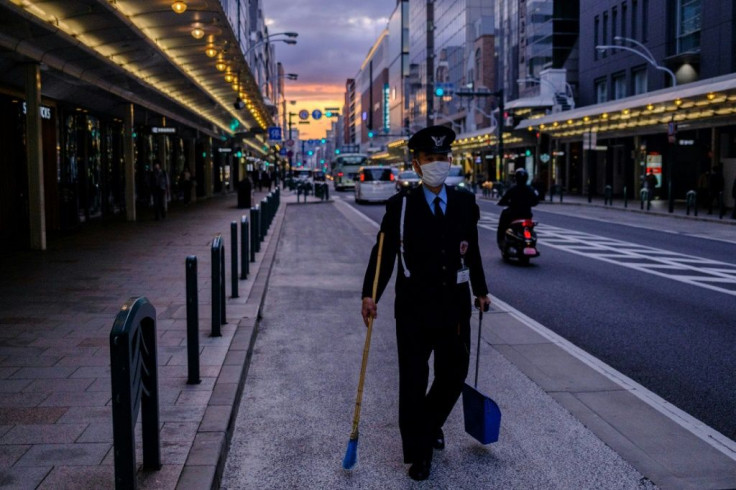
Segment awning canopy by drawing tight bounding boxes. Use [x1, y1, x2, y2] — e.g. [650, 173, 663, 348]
[516, 73, 736, 139]
[0, 0, 272, 142]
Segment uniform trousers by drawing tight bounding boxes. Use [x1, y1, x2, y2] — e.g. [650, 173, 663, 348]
[395, 314, 471, 463]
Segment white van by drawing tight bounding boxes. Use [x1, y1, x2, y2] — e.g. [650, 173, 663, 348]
[354, 166, 397, 203]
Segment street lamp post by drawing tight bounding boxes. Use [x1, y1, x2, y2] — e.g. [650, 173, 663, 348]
[596, 36, 677, 212]
[595, 37, 677, 87]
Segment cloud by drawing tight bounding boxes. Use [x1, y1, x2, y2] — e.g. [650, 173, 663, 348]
[263, 0, 396, 134]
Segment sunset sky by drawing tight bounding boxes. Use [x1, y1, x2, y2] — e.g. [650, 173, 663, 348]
[264, 0, 397, 139]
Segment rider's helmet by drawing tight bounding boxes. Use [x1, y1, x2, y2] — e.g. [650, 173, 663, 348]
[514, 167, 529, 185]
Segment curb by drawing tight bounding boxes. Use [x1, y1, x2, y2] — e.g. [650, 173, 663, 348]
[174, 201, 288, 490]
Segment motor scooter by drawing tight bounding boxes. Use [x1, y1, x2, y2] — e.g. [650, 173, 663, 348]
[499, 218, 539, 265]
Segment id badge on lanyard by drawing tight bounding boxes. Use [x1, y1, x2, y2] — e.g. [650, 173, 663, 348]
[457, 240, 469, 284]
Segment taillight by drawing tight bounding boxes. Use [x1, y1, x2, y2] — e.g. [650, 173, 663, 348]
[360, 173, 365, 182]
[338, 172, 343, 177]
[524, 229, 532, 239]
[389, 173, 395, 181]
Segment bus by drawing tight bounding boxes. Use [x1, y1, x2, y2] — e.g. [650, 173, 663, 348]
[331, 153, 371, 191]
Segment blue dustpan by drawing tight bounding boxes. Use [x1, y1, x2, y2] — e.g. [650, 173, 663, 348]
[462, 307, 501, 444]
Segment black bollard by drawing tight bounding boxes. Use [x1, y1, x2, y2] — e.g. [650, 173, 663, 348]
[250, 207, 257, 261]
[185, 256, 200, 385]
[254, 205, 262, 252]
[240, 215, 249, 279]
[230, 222, 238, 298]
[211, 234, 224, 337]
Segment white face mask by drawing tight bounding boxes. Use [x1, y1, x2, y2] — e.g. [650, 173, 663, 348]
[417, 160, 451, 187]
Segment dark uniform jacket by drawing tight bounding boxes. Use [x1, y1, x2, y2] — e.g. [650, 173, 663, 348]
[362, 185, 488, 328]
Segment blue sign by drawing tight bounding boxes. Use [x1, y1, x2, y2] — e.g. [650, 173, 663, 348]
[279, 148, 287, 156]
[267, 127, 282, 140]
[312, 109, 322, 120]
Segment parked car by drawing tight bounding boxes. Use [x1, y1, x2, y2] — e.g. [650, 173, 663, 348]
[396, 170, 421, 190]
[445, 165, 468, 190]
[354, 166, 397, 203]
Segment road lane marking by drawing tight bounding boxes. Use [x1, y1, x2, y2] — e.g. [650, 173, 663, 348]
[479, 214, 736, 297]
[346, 202, 736, 461]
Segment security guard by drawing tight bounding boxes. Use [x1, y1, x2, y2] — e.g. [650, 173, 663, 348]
[361, 125, 491, 481]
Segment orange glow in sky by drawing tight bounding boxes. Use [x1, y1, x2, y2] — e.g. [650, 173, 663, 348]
[283, 82, 343, 139]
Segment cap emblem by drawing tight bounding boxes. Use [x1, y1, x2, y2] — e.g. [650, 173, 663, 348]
[430, 135, 446, 147]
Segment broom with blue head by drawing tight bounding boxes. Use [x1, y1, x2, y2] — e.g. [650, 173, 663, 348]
[343, 232, 384, 470]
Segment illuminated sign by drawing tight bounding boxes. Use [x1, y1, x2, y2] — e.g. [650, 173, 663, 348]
[21, 102, 52, 120]
[383, 83, 390, 134]
[152, 127, 176, 134]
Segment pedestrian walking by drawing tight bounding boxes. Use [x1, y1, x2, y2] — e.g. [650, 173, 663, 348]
[151, 162, 168, 220]
[180, 165, 193, 204]
[645, 171, 658, 201]
[707, 164, 724, 215]
[360, 125, 491, 481]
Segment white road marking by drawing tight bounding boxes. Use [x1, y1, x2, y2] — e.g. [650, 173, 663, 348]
[479, 214, 736, 297]
[346, 202, 736, 461]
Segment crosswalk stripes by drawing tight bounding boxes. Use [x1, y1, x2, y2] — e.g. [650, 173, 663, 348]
[479, 213, 736, 297]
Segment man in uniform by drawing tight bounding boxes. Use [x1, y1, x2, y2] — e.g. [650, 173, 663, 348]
[361, 125, 491, 481]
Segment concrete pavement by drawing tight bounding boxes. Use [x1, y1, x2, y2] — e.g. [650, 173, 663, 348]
[1, 186, 735, 489]
[221, 192, 736, 488]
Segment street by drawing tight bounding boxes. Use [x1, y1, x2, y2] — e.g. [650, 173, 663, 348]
[344, 193, 736, 442]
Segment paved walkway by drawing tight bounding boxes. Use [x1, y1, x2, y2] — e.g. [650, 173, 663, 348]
[0, 186, 735, 489]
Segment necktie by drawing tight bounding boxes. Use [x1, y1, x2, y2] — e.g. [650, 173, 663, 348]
[434, 196, 444, 218]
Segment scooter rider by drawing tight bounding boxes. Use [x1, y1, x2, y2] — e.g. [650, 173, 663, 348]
[497, 168, 539, 247]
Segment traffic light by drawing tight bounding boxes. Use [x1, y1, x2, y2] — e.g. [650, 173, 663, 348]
[525, 149, 531, 157]
[320, 138, 326, 144]
[335, 149, 340, 154]
[368, 130, 374, 138]
[434, 84, 445, 97]
[308, 150, 313, 156]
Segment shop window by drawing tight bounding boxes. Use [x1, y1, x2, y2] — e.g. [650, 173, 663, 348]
[613, 72, 627, 100]
[677, 0, 701, 53]
[595, 78, 608, 103]
[633, 66, 648, 94]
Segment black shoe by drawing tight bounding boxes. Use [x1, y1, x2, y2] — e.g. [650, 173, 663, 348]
[432, 428, 445, 450]
[408, 459, 431, 481]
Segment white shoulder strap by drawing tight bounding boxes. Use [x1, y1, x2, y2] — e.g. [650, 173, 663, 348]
[400, 196, 410, 278]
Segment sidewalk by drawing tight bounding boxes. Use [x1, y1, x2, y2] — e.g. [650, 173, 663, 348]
[0, 189, 282, 489]
[1, 187, 735, 489]
[221, 194, 736, 488]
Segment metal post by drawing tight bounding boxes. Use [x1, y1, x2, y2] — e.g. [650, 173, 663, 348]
[261, 198, 269, 239]
[185, 257, 200, 384]
[240, 215, 249, 279]
[250, 207, 257, 261]
[230, 222, 238, 298]
[211, 234, 222, 337]
[220, 243, 226, 324]
[255, 205, 262, 251]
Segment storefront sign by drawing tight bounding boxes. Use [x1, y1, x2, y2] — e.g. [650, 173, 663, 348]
[646, 153, 663, 188]
[21, 102, 52, 120]
[152, 127, 176, 134]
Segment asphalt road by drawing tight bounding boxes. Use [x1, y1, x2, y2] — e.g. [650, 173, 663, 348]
[344, 192, 736, 443]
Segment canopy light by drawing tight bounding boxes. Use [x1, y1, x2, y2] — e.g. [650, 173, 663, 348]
[205, 46, 218, 58]
[171, 1, 187, 14]
[191, 27, 205, 39]
[224, 72, 234, 83]
[215, 61, 227, 71]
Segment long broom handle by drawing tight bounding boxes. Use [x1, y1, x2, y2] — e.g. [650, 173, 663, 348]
[350, 232, 385, 439]
[474, 309, 483, 388]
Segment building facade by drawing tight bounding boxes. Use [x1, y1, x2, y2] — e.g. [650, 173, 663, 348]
[0, 0, 284, 251]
